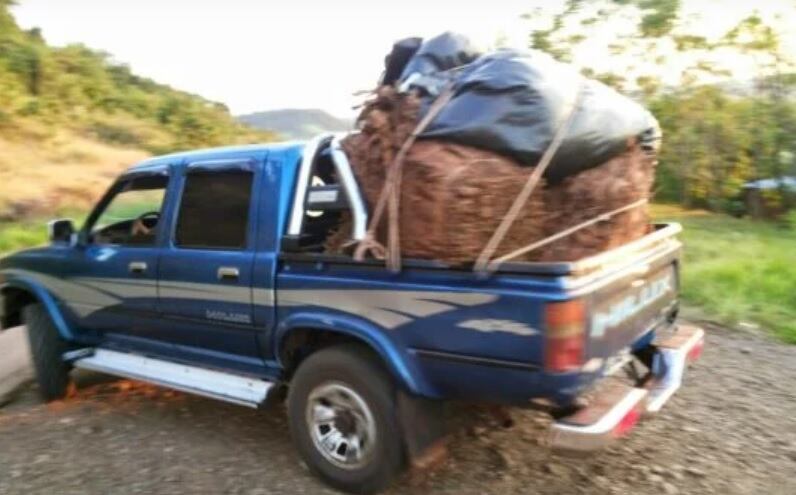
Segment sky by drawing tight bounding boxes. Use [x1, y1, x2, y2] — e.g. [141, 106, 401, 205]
[11, 1, 796, 119]
[11, 0, 535, 119]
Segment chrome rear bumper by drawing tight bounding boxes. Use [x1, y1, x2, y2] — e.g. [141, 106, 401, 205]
[549, 325, 705, 453]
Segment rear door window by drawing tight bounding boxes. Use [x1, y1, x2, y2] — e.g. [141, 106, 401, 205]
[174, 170, 254, 250]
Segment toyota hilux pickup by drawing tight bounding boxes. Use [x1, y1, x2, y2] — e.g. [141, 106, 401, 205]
[0, 134, 704, 494]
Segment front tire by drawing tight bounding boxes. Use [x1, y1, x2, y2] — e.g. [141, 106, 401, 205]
[23, 304, 73, 401]
[287, 345, 404, 494]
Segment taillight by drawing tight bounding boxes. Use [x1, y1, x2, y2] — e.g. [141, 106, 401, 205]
[612, 405, 642, 438]
[687, 337, 704, 361]
[544, 300, 586, 372]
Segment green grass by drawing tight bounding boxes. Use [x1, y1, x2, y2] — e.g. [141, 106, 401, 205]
[0, 220, 49, 254]
[0, 196, 160, 256]
[652, 204, 796, 344]
[0, 209, 87, 256]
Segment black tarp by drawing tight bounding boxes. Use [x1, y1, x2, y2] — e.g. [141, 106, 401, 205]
[398, 32, 481, 80]
[398, 37, 660, 183]
[382, 37, 422, 86]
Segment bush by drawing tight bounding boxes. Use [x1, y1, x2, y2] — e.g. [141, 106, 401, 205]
[88, 119, 146, 147]
[0, 221, 48, 254]
[785, 209, 796, 231]
[17, 97, 41, 116]
[653, 204, 796, 344]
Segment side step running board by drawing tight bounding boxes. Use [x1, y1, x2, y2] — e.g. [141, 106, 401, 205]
[71, 348, 274, 408]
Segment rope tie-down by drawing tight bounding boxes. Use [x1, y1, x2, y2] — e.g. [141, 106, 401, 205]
[354, 84, 456, 272]
[354, 82, 648, 275]
[472, 85, 585, 274]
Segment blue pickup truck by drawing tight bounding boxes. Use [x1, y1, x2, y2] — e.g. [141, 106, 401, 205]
[0, 134, 703, 493]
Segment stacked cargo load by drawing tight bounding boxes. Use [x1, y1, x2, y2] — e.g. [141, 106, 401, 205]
[329, 33, 660, 268]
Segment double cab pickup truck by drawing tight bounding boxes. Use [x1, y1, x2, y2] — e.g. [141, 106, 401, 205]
[0, 134, 704, 494]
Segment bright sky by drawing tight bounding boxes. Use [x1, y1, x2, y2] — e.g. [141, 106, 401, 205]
[11, 0, 534, 119]
[12, 1, 795, 119]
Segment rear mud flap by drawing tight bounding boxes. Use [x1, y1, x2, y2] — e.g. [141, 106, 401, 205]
[397, 390, 448, 469]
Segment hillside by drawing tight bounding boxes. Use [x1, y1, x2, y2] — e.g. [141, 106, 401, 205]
[238, 108, 352, 140]
[0, 1, 276, 220]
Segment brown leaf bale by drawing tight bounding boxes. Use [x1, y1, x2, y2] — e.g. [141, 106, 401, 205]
[339, 87, 424, 246]
[534, 144, 656, 262]
[399, 141, 546, 265]
[333, 84, 656, 265]
[344, 87, 422, 200]
[340, 86, 547, 264]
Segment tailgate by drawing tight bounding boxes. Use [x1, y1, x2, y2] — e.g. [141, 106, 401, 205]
[584, 250, 679, 359]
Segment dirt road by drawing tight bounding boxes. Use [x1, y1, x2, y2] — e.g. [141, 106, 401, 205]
[0, 323, 793, 495]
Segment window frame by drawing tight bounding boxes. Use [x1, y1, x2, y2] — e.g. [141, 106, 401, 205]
[81, 171, 170, 248]
[169, 160, 257, 252]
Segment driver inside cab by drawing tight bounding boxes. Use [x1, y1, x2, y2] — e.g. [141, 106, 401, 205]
[89, 175, 167, 246]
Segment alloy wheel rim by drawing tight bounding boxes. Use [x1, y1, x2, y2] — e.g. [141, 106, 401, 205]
[306, 382, 377, 470]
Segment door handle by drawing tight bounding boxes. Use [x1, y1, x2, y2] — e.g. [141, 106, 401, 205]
[217, 267, 240, 281]
[129, 261, 147, 274]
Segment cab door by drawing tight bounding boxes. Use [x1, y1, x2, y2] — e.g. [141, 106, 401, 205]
[66, 171, 169, 334]
[155, 159, 262, 368]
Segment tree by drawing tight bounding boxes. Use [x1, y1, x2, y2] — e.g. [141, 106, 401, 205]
[521, 0, 796, 216]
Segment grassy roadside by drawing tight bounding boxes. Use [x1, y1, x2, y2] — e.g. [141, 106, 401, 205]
[0, 125, 141, 256]
[0, 220, 49, 254]
[0, 128, 148, 217]
[652, 204, 796, 344]
[0, 207, 87, 255]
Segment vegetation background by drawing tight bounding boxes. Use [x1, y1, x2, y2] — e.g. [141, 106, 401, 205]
[521, 0, 796, 216]
[0, 0, 793, 341]
[0, 0, 275, 226]
[519, 0, 795, 342]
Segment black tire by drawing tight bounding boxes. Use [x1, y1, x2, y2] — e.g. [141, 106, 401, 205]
[23, 304, 73, 401]
[287, 344, 404, 494]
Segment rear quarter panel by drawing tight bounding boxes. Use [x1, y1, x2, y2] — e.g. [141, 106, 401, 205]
[275, 236, 681, 406]
[275, 259, 576, 403]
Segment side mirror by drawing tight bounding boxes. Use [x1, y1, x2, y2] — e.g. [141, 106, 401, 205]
[48, 219, 75, 244]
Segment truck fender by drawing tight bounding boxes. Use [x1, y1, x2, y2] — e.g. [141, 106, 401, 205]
[1, 278, 75, 341]
[274, 312, 436, 397]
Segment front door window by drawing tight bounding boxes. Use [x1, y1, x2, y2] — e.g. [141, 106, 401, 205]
[88, 175, 168, 246]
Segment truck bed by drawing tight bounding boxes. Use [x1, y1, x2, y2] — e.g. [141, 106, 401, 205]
[282, 223, 681, 279]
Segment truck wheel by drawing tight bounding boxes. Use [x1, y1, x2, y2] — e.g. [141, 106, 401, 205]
[23, 304, 73, 401]
[287, 345, 404, 494]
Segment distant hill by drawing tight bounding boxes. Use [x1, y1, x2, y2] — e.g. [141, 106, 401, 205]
[238, 109, 353, 140]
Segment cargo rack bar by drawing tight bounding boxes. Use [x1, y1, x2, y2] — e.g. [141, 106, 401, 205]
[285, 133, 368, 245]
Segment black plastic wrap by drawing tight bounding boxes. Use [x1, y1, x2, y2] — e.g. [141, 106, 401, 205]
[398, 32, 481, 80]
[403, 49, 659, 182]
[382, 37, 422, 86]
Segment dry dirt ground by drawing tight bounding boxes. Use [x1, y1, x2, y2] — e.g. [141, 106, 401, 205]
[0, 323, 793, 495]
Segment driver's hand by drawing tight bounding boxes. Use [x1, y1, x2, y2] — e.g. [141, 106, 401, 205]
[131, 219, 151, 237]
